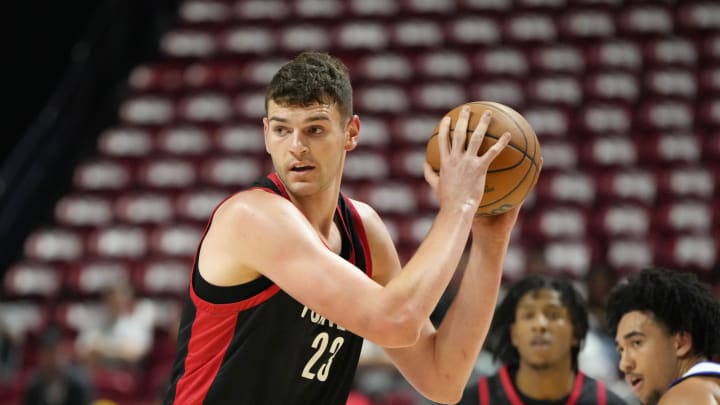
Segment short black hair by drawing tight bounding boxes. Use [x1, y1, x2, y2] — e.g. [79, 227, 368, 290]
[265, 52, 353, 120]
[485, 275, 589, 371]
[606, 267, 720, 359]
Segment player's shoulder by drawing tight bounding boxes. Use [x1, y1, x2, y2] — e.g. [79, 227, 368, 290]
[660, 376, 720, 405]
[216, 188, 294, 219]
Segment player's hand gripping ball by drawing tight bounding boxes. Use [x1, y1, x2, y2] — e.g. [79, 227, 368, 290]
[426, 101, 542, 216]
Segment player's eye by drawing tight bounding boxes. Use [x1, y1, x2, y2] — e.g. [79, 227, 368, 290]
[274, 126, 291, 136]
[307, 126, 324, 135]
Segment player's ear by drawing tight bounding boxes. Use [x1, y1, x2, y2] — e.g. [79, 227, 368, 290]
[263, 117, 271, 154]
[345, 115, 360, 151]
[673, 331, 693, 358]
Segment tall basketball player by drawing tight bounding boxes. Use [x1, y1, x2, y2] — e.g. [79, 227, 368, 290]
[163, 51, 521, 404]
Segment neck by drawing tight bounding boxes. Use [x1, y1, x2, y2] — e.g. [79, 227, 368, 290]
[515, 360, 576, 400]
[287, 181, 341, 240]
[677, 355, 709, 377]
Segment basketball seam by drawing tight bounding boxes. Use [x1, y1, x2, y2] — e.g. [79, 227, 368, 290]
[427, 132, 527, 173]
[473, 101, 540, 170]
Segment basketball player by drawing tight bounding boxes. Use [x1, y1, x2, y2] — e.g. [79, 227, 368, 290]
[163, 51, 522, 404]
[607, 268, 720, 405]
[459, 276, 625, 405]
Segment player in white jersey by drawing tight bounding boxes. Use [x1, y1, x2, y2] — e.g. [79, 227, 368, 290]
[607, 268, 720, 405]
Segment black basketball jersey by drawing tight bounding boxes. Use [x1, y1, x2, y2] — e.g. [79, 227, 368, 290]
[164, 173, 373, 405]
[459, 365, 627, 405]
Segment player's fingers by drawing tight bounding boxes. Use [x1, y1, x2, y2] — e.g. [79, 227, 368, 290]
[480, 132, 511, 165]
[466, 110, 492, 156]
[423, 162, 439, 191]
[437, 116, 451, 162]
[451, 105, 470, 155]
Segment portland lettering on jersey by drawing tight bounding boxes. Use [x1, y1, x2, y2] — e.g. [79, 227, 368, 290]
[301, 305, 347, 331]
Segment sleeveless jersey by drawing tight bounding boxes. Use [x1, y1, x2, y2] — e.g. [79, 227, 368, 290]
[164, 173, 373, 405]
[668, 361, 720, 389]
[459, 365, 627, 405]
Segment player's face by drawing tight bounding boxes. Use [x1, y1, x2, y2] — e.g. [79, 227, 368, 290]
[510, 288, 575, 370]
[615, 311, 679, 405]
[263, 100, 358, 197]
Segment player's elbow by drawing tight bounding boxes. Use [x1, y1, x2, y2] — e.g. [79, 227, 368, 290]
[371, 303, 423, 348]
[418, 382, 464, 404]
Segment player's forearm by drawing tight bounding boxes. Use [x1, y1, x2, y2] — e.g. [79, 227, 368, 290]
[430, 237, 508, 391]
[384, 205, 477, 323]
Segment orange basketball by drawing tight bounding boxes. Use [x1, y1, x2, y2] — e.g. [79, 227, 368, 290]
[425, 101, 542, 216]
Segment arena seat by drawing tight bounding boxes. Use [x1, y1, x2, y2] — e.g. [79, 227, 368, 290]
[55, 194, 113, 227]
[577, 136, 637, 168]
[444, 15, 500, 46]
[469, 78, 525, 108]
[160, 29, 217, 58]
[73, 159, 134, 192]
[606, 238, 653, 274]
[113, 192, 175, 225]
[97, 126, 154, 159]
[86, 226, 148, 259]
[656, 166, 714, 199]
[65, 260, 133, 296]
[593, 203, 651, 238]
[529, 45, 585, 74]
[559, 9, 615, 40]
[583, 71, 639, 102]
[24, 228, 85, 262]
[595, 169, 657, 204]
[3, 262, 62, 299]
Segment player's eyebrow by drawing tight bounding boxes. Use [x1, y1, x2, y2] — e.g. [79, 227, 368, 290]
[615, 330, 645, 347]
[268, 114, 331, 123]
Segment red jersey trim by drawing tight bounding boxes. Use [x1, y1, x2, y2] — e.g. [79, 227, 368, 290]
[566, 372, 585, 405]
[499, 366, 524, 405]
[343, 195, 373, 279]
[173, 306, 237, 403]
[267, 172, 289, 198]
[595, 378, 606, 405]
[498, 366, 589, 405]
[478, 376, 490, 405]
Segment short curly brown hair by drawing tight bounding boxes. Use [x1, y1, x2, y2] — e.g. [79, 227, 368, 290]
[265, 52, 353, 120]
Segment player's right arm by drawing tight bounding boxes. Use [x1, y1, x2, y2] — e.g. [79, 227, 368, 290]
[198, 107, 509, 349]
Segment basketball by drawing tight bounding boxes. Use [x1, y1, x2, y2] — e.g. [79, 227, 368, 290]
[425, 101, 542, 216]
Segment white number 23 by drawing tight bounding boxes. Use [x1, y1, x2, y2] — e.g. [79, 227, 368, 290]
[301, 332, 344, 382]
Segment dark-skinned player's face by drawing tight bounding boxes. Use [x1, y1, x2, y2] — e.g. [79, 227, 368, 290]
[510, 288, 576, 370]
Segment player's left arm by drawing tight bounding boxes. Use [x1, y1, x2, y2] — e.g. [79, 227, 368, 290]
[354, 199, 519, 403]
[659, 378, 720, 405]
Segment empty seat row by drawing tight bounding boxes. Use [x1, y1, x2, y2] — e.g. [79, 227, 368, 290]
[175, 0, 720, 28]
[117, 90, 720, 133]
[161, 20, 712, 67]
[4, 259, 190, 299]
[25, 195, 720, 267]
[156, 30, 708, 73]
[23, 224, 204, 262]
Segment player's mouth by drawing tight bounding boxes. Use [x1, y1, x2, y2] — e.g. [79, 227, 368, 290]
[290, 163, 315, 172]
[530, 337, 552, 349]
[626, 375, 643, 393]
